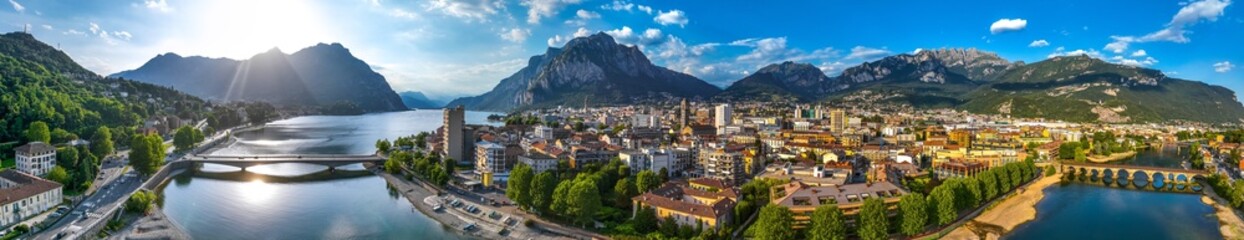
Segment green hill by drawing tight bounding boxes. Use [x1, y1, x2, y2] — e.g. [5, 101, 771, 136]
[0, 32, 206, 144]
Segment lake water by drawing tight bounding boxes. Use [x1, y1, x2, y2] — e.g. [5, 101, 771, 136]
[161, 110, 495, 239]
[1005, 147, 1222, 239]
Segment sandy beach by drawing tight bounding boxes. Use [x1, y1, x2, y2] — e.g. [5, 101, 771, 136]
[943, 175, 1062, 239]
[109, 207, 191, 240]
[1201, 190, 1244, 240]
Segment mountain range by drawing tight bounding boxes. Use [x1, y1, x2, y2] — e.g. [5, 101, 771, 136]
[450, 35, 1244, 123]
[446, 33, 721, 111]
[111, 43, 406, 113]
[399, 91, 443, 109]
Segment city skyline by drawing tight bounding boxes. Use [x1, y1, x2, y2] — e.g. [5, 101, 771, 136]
[1, 0, 1240, 102]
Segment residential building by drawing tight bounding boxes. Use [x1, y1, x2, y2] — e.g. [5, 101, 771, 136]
[769, 181, 907, 229]
[517, 150, 559, 173]
[829, 108, 846, 133]
[698, 144, 747, 185]
[632, 180, 738, 229]
[14, 142, 56, 176]
[442, 106, 466, 164]
[0, 170, 63, 228]
[619, 148, 674, 175]
[715, 104, 732, 132]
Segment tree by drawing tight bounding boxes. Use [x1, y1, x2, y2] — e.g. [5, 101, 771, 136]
[129, 134, 166, 175]
[751, 205, 796, 240]
[375, 139, 392, 153]
[660, 216, 680, 236]
[1009, 164, 1024, 188]
[173, 126, 198, 152]
[929, 185, 957, 225]
[636, 170, 662, 193]
[980, 170, 998, 200]
[614, 177, 639, 208]
[530, 172, 558, 214]
[507, 164, 535, 209]
[632, 207, 659, 234]
[384, 158, 402, 174]
[551, 180, 574, 215]
[899, 192, 928, 236]
[806, 204, 847, 240]
[56, 147, 79, 167]
[26, 121, 50, 143]
[126, 189, 158, 214]
[963, 177, 982, 207]
[90, 126, 114, 157]
[1074, 147, 1088, 162]
[857, 198, 889, 240]
[567, 180, 602, 227]
[47, 166, 70, 185]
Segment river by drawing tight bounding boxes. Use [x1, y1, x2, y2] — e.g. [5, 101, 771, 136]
[1005, 146, 1223, 239]
[160, 110, 496, 240]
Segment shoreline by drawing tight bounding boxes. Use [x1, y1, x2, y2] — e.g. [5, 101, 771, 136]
[367, 165, 573, 240]
[1200, 185, 1244, 240]
[943, 174, 1062, 239]
[1086, 151, 1137, 163]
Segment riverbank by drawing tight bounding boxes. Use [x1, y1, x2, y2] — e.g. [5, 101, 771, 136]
[1087, 151, 1137, 163]
[943, 174, 1063, 239]
[368, 165, 573, 240]
[1201, 186, 1244, 240]
[109, 207, 191, 240]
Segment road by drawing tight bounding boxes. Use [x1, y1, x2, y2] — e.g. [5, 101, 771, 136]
[31, 120, 216, 239]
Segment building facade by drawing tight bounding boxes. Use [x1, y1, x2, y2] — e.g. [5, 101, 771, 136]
[442, 106, 466, 164]
[14, 142, 56, 176]
[0, 170, 63, 228]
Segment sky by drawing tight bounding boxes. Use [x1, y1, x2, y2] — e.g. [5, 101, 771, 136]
[1, 0, 1241, 102]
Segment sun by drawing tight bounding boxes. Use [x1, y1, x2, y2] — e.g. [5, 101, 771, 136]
[194, 0, 331, 58]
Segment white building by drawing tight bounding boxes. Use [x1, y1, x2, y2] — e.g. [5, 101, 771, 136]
[533, 125, 555, 139]
[619, 149, 674, 175]
[518, 151, 558, 173]
[1, 170, 63, 228]
[715, 104, 732, 134]
[14, 142, 56, 176]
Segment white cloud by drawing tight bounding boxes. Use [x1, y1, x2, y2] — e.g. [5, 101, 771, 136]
[40, 24, 51, 30]
[1047, 48, 1105, 59]
[143, 0, 173, 12]
[1130, 49, 1148, 57]
[113, 31, 133, 41]
[1110, 55, 1158, 67]
[8, 0, 23, 13]
[654, 10, 689, 27]
[1215, 61, 1235, 73]
[521, 0, 583, 24]
[547, 27, 592, 47]
[603, 26, 663, 46]
[637, 5, 652, 14]
[499, 28, 530, 43]
[426, 0, 504, 22]
[564, 9, 599, 26]
[736, 38, 791, 61]
[1103, 0, 1231, 52]
[989, 18, 1027, 34]
[63, 29, 85, 36]
[1104, 36, 1133, 53]
[576, 9, 599, 19]
[89, 22, 101, 34]
[845, 46, 891, 60]
[600, 0, 633, 11]
[1028, 39, 1050, 47]
[390, 8, 420, 20]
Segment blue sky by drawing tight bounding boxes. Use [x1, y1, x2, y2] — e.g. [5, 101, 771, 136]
[1, 0, 1241, 102]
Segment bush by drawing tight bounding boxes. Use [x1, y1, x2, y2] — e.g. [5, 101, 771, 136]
[125, 190, 158, 214]
[1044, 165, 1056, 177]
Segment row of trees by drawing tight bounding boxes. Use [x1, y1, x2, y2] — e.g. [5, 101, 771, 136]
[375, 132, 432, 154]
[386, 150, 455, 186]
[750, 160, 1039, 239]
[46, 143, 103, 192]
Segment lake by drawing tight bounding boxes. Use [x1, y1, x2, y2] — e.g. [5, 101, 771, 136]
[161, 110, 495, 239]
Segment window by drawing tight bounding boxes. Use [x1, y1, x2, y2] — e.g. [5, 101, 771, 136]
[818, 196, 837, 205]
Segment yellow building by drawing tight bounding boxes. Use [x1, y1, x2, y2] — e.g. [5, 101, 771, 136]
[632, 179, 738, 229]
[769, 181, 906, 229]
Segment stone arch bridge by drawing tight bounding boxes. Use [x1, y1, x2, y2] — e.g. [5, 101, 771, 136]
[187, 154, 386, 170]
[1060, 162, 1206, 183]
